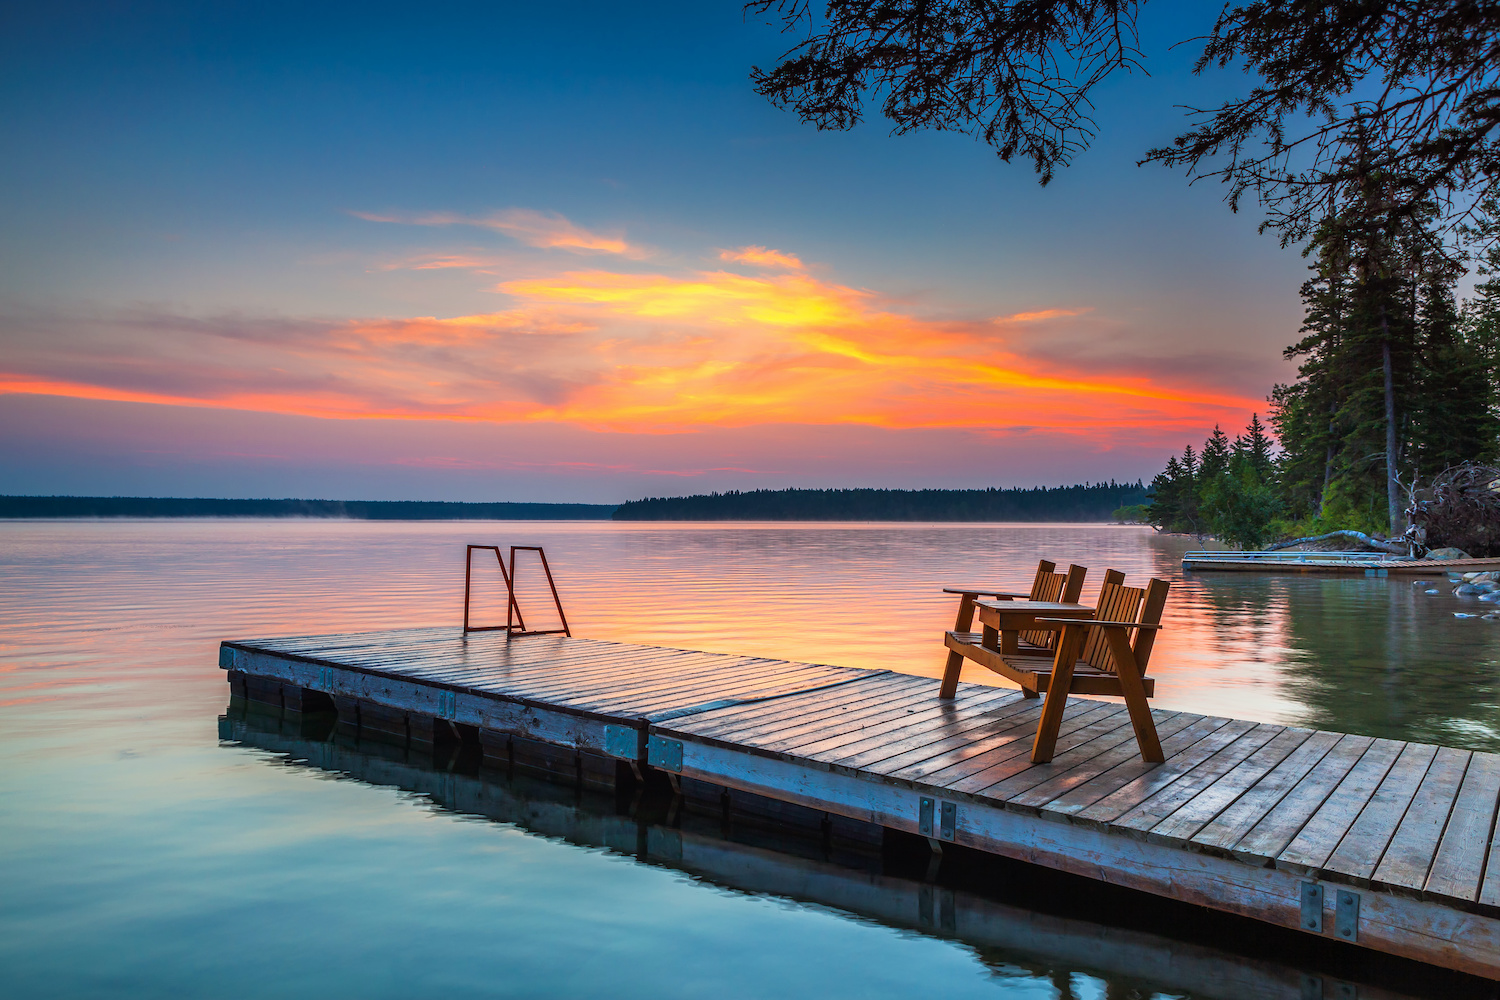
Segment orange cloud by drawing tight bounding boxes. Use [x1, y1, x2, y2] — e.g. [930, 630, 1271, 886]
[351, 208, 644, 257]
[719, 246, 805, 270]
[997, 308, 1090, 323]
[0, 250, 1263, 445]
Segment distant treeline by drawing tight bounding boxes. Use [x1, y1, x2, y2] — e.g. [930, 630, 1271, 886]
[0, 496, 618, 520]
[612, 484, 1148, 521]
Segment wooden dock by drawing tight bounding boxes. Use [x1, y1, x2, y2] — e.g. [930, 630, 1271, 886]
[222, 627, 1500, 980]
[1183, 552, 1500, 576]
[221, 703, 1465, 1000]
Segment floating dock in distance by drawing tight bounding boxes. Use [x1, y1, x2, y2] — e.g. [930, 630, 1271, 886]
[222, 627, 1500, 980]
[1182, 550, 1500, 576]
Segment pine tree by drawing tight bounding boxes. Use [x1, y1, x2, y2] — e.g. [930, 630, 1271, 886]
[1235, 414, 1275, 477]
[1411, 276, 1500, 471]
[1200, 426, 1232, 480]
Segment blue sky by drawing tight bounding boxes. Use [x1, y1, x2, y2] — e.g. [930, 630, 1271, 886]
[0, 1, 1313, 501]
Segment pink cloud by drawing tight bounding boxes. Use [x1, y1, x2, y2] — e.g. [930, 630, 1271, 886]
[350, 208, 646, 257]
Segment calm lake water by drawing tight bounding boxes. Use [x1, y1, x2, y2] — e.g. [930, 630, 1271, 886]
[4, 519, 1499, 999]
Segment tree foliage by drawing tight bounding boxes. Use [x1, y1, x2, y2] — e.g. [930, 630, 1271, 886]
[612, 482, 1146, 520]
[1146, 417, 1282, 546]
[1269, 182, 1498, 531]
[748, 1, 1500, 240]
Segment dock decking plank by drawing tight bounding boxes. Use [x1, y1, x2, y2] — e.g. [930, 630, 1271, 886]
[970, 711, 1165, 801]
[663, 674, 916, 738]
[1064, 719, 1258, 827]
[1037, 714, 1236, 818]
[907, 703, 1119, 789]
[1189, 729, 1342, 856]
[944, 706, 1136, 796]
[1106, 725, 1288, 836]
[1321, 742, 1438, 884]
[1231, 733, 1374, 865]
[1144, 727, 1315, 847]
[1276, 737, 1404, 874]
[768, 686, 1021, 760]
[693, 678, 950, 751]
[1004, 712, 1199, 811]
[689, 676, 965, 741]
[1427, 751, 1500, 904]
[1372, 746, 1471, 894]
[828, 693, 1043, 772]
[865, 700, 1052, 781]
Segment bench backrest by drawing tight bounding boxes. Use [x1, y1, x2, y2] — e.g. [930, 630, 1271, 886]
[1021, 561, 1087, 648]
[1080, 575, 1170, 674]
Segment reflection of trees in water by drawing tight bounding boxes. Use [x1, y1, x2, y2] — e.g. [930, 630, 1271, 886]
[1241, 578, 1500, 747]
[1143, 534, 1500, 747]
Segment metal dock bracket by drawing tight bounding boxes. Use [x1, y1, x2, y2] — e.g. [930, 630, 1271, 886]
[1336, 889, 1360, 943]
[603, 725, 640, 760]
[648, 735, 683, 772]
[918, 797, 958, 840]
[1299, 881, 1323, 932]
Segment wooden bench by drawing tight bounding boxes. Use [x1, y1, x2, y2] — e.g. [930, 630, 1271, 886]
[943, 571, 1170, 763]
[939, 559, 1086, 698]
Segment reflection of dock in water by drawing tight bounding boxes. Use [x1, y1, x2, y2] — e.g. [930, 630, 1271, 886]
[222, 701, 1483, 999]
[221, 628, 1500, 983]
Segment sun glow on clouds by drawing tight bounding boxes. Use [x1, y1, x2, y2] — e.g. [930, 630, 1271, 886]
[720, 245, 805, 270]
[0, 209, 1261, 446]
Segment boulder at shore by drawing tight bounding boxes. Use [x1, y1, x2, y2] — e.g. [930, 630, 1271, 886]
[1425, 547, 1473, 560]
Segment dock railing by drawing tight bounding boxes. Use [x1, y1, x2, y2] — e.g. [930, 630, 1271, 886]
[463, 544, 571, 637]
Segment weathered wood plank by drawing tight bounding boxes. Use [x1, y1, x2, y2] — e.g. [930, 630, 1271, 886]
[1064, 719, 1259, 827]
[769, 685, 1021, 759]
[696, 678, 949, 750]
[1275, 737, 1403, 874]
[962, 710, 1150, 800]
[1144, 727, 1315, 847]
[1035, 714, 1236, 818]
[1003, 712, 1198, 811]
[678, 676, 945, 743]
[1321, 742, 1438, 885]
[946, 704, 1133, 793]
[1189, 729, 1342, 856]
[824, 690, 1041, 771]
[1106, 725, 1288, 837]
[868, 699, 1051, 781]
[1372, 746, 1471, 895]
[665, 674, 914, 737]
[910, 703, 1120, 789]
[1429, 751, 1500, 905]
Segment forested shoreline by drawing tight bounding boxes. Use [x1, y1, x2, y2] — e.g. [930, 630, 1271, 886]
[612, 484, 1147, 521]
[1145, 197, 1500, 554]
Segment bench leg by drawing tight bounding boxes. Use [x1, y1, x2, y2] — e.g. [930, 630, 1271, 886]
[939, 650, 964, 699]
[1104, 628, 1163, 762]
[1031, 625, 1083, 762]
[940, 592, 980, 699]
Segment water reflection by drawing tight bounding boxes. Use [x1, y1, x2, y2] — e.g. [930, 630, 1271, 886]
[6, 520, 1500, 999]
[220, 698, 1475, 1000]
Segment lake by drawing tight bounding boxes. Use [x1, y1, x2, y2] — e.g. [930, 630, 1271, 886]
[3, 519, 1498, 999]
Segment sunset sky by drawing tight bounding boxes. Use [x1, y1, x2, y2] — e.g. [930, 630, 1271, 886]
[0, 1, 1310, 502]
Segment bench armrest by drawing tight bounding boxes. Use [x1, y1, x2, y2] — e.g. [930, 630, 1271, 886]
[942, 587, 1028, 598]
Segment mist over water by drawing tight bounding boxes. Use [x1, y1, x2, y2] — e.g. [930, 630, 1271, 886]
[3, 519, 1497, 998]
